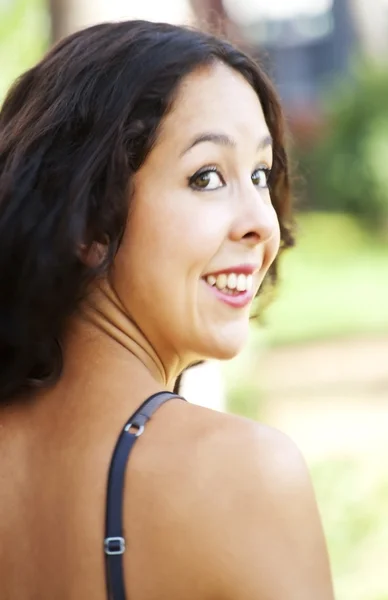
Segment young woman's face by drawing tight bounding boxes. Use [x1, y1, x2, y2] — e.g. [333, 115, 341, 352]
[112, 62, 280, 365]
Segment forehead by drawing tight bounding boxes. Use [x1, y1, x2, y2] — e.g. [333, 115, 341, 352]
[157, 62, 270, 147]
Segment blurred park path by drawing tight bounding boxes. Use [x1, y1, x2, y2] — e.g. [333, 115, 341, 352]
[260, 335, 388, 461]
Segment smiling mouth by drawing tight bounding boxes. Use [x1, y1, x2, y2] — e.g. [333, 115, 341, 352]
[203, 272, 253, 295]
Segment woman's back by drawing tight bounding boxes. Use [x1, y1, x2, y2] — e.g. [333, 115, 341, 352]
[0, 377, 334, 600]
[0, 384, 208, 599]
[0, 376, 225, 599]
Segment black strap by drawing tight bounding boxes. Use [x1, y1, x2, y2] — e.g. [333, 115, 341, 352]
[104, 391, 185, 600]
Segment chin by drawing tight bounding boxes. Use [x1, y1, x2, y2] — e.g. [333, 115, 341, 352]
[200, 326, 249, 361]
[214, 341, 246, 360]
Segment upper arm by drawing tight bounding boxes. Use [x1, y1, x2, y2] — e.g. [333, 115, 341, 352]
[201, 422, 335, 600]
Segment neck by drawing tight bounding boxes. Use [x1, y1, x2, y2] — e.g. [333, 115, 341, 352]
[65, 279, 178, 390]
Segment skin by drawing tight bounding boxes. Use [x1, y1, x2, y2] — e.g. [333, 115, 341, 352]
[0, 62, 335, 599]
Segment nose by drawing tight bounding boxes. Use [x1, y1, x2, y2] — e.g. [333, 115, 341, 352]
[229, 185, 279, 248]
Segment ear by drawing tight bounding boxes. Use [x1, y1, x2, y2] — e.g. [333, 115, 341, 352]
[77, 241, 108, 268]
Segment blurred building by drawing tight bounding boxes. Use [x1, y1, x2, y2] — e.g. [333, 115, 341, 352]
[225, 0, 356, 110]
[192, 0, 388, 139]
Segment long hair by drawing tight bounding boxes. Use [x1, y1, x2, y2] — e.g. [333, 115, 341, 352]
[0, 20, 293, 402]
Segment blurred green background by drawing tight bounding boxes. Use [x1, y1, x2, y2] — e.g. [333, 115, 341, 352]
[1, 1, 387, 598]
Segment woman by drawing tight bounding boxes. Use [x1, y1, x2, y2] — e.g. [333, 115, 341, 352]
[0, 20, 334, 600]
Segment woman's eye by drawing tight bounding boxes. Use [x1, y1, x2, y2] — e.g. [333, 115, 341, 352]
[189, 167, 224, 191]
[252, 167, 271, 189]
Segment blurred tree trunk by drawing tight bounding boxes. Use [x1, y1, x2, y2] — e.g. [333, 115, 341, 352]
[189, 0, 247, 49]
[49, 0, 69, 43]
[190, 0, 229, 35]
[49, 0, 88, 43]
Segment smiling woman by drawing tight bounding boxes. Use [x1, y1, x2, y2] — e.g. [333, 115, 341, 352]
[0, 20, 334, 600]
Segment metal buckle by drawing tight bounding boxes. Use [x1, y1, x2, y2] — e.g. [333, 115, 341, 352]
[104, 536, 126, 555]
[124, 422, 145, 437]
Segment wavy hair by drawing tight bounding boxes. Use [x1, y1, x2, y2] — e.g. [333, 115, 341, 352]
[0, 20, 293, 402]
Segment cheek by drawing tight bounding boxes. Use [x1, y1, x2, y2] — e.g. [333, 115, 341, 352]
[127, 188, 229, 273]
[111, 193, 203, 306]
[262, 208, 281, 271]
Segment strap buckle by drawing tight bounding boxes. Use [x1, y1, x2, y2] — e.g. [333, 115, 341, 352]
[124, 422, 145, 437]
[104, 536, 126, 555]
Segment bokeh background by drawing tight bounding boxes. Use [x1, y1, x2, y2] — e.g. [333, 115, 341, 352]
[1, 1, 387, 598]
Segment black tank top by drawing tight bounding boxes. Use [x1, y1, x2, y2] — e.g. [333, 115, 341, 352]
[104, 391, 185, 599]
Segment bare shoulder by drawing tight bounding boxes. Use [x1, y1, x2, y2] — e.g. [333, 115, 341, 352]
[188, 402, 316, 496]
[183, 405, 335, 600]
[121, 400, 334, 600]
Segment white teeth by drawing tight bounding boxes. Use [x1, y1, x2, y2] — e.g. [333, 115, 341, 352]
[236, 273, 247, 292]
[227, 273, 237, 290]
[205, 272, 254, 293]
[216, 274, 227, 290]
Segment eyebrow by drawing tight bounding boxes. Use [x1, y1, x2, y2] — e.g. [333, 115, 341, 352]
[180, 132, 273, 156]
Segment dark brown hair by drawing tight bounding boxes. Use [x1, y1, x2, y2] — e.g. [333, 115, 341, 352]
[0, 20, 293, 402]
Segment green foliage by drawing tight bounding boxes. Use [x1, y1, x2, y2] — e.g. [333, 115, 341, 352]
[259, 212, 388, 347]
[300, 62, 388, 229]
[226, 383, 264, 420]
[0, 0, 49, 103]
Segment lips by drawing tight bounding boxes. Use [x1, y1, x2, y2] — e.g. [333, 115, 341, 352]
[200, 264, 259, 309]
[205, 264, 257, 276]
